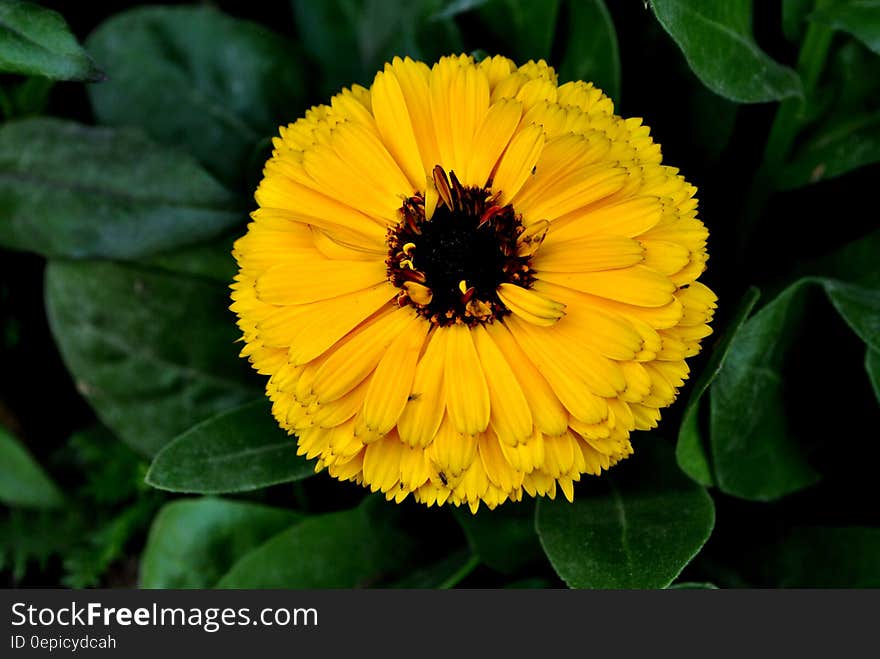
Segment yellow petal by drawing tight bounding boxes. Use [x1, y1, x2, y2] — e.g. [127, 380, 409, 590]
[309, 226, 385, 261]
[326, 419, 365, 461]
[450, 61, 490, 177]
[497, 283, 566, 327]
[427, 416, 478, 479]
[312, 377, 369, 428]
[538, 264, 675, 307]
[464, 98, 522, 187]
[515, 132, 612, 204]
[428, 57, 457, 168]
[389, 56, 441, 175]
[303, 123, 410, 223]
[631, 403, 661, 430]
[444, 323, 491, 435]
[452, 457, 491, 513]
[542, 432, 577, 478]
[557, 81, 614, 115]
[397, 328, 447, 446]
[372, 68, 427, 190]
[545, 322, 626, 398]
[253, 186, 387, 247]
[361, 314, 429, 435]
[312, 307, 412, 403]
[534, 236, 645, 273]
[478, 432, 524, 492]
[619, 360, 652, 403]
[517, 162, 628, 222]
[233, 225, 314, 274]
[677, 281, 719, 326]
[499, 428, 545, 473]
[640, 239, 691, 275]
[515, 77, 557, 111]
[491, 123, 545, 205]
[257, 306, 308, 348]
[531, 281, 643, 360]
[472, 325, 533, 445]
[362, 435, 403, 493]
[329, 86, 375, 127]
[504, 317, 608, 424]
[485, 322, 568, 436]
[286, 283, 397, 365]
[544, 196, 664, 245]
[479, 55, 516, 91]
[256, 258, 387, 305]
[398, 442, 433, 491]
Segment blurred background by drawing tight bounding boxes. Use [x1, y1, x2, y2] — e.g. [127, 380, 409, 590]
[1, 0, 878, 588]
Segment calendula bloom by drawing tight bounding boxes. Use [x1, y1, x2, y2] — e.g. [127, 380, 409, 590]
[231, 54, 716, 512]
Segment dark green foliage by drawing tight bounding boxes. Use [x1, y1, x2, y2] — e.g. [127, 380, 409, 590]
[0, 427, 161, 587]
[0, 119, 241, 259]
[536, 439, 715, 588]
[86, 6, 306, 186]
[146, 400, 318, 494]
[1, 0, 878, 589]
[0, 1, 101, 81]
[44, 260, 258, 456]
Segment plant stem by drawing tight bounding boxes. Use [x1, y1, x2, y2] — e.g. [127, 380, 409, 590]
[736, 0, 836, 261]
[439, 554, 480, 589]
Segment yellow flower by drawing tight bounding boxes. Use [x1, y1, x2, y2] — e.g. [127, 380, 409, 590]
[231, 54, 716, 512]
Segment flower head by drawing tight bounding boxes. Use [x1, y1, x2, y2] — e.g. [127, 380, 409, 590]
[231, 54, 716, 512]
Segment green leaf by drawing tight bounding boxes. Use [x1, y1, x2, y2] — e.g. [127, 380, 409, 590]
[828, 41, 880, 117]
[811, 1, 880, 54]
[557, 0, 620, 103]
[0, 426, 62, 508]
[0, 0, 102, 81]
[760, 526, 880, 587]
[709, 282, 820, 501]
[292, 0, 462, 94]
[44, 259, 257, 456]
[453, 500, 543, 574]
[139, 497, 300, 588]
[536, 438, 715, 589]
[146, 400, 316, 494]
[648, 0, 803, 103]
[216, 497, 418, 588]
[783, 0, 814, 43]
[709, 275, 879, 501]
[823, 278, 880, 349]
[478, 0, 561, 62]
[86, 6, 305, 185]
[135, 232, 239, 285]
[778, 111, 880, 189]
[866, 348, 880, 403]
[0, 119, 241, 259]
[433, 0, 489, 19]
[676, 287, 760, 486]
[779, 41, 880, 189]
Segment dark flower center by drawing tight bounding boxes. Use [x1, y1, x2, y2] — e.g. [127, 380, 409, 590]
[387, 166, 534, 326]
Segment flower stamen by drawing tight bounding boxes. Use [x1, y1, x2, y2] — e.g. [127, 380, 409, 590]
[387, 165, 536, 326]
